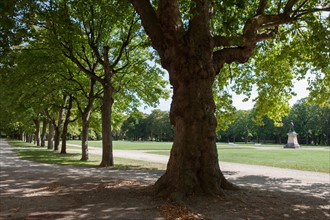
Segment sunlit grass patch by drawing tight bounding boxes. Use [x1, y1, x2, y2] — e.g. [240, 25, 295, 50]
[68, 140, 173, 150]
[10, 140, 165, 170]
[150, 148, 330, 173]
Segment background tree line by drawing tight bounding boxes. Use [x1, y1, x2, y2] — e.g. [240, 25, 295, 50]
[218, 98, 330, 145]
[4, 97, 328, 146]
[119, 98, 329, 145]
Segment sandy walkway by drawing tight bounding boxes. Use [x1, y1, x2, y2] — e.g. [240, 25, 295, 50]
[1, 140, 329, 219]
[69, 144, 329, 199]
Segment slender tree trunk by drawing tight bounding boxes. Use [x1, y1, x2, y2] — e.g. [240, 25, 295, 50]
[54, 126, 60, 150]
[99, 84, 114, 167]
[78, 78, 96, 161]
[60, 123, 68, 154]
[80, 110, 91, 161]
[41, 118, 47, 147]
[48, 118, 55, 149]
[54, 95, 69, 151]
[33, 119, 41, 146]
[61, 95, 74, 154]
[28, 134, 33, 143]
[21, 131, 25, 141]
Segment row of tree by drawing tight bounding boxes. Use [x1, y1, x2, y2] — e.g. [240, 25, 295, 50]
[0, 1, 169, 166]
[1, 0, 329, 198]
[8, 97, 327, 146]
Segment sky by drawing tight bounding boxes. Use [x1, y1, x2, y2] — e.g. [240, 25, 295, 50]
[139, 77, 309, 114]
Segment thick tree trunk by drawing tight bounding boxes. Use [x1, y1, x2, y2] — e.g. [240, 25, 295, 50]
[41, 118, 47, 147]
[48, 118, 54, 149]
[155, 68, 236, 200]
[99, 84, 114, 167]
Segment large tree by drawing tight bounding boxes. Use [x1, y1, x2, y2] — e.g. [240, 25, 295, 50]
[130, 0, 329, 199]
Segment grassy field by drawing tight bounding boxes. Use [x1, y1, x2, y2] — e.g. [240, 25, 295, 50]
[8, 140, 330, 173]
[217, 149, 329, 172]
[151, 146, 330, 173]
[68, 140, 173, 150]
[8, 140, 166, 170]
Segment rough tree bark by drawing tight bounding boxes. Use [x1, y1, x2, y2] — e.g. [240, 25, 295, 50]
[61, 95, 74, 154]
[130, 0, 311, 198]
[41, 118, 47, 147]
[99, 83, 114, 167]
[33, 119, 41, 147]
[54, 94, 69, 151]
[78, 79, 97, 161]
[48, 118, 55, 149]
[81, 109, 91, 161]
[99, 46, 114, 167]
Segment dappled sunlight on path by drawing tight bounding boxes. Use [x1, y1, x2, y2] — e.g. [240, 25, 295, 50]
[0, 140, 164, 219]
[67, 143, 330, 198]
[1, 140, 329, 219]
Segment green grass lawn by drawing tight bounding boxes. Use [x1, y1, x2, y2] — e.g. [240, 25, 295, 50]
[218, 149, 329, 173]
[8, 140, 330, 173]
[68, 140, 173, 150]
[152, 148, 330, 173]
[9, 140, 166, 170]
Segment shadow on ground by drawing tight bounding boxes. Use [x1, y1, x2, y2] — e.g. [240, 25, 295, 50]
[1, 142, 329, 219]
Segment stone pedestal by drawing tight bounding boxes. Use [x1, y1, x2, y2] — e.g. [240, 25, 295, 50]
[284, 132, 300, 148]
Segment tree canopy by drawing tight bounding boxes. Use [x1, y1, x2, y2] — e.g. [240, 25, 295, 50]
[1, 0, 329, 199]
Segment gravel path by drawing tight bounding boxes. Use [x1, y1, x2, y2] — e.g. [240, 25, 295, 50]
[1, 140, 329, 219]
[68, 143, 330, 199]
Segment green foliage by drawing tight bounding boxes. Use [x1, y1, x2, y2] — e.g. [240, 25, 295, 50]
[289, 98, 330, 145]
[145, 110, 173, 141]
[210, 2, 330, 126]
[0, 0, 38, 56]
[121, 109, 173, 141]
[121, 111, 148, 140]
[217, 99, 329, 145]
[0, 39, 70, 135]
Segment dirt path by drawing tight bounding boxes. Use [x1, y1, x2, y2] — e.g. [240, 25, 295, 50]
[73, 144, 329, 199]
[1, 140, 329, 219]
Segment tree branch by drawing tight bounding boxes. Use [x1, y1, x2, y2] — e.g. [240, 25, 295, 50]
[256, 32, 275, 42]
[213, 35, 243, 47]
[188, 0, 212, 40]
[284, 0, 299, 13]
[293, 7, 330, 19]
[158, 0, 184, 41]
[213, 47, 254, 73]
[111, 16, 136, 69]
[256, 0, 268, 15]
[130, 0, 164, 52]
[63, 49, 102, 83]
